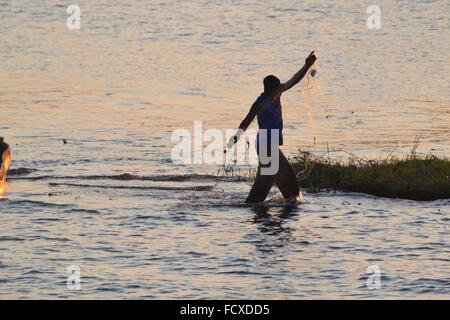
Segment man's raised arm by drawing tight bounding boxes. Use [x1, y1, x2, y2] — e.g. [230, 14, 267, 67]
[280, 51, 317, 93]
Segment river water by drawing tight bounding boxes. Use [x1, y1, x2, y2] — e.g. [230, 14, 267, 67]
[0, 0, 449, 299]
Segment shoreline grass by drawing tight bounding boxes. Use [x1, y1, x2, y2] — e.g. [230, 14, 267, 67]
[291, 149, 450, 201]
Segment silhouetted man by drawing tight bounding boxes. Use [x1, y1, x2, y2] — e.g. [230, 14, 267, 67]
[228, 51, 317, 203]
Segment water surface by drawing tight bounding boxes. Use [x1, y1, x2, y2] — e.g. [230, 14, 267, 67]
[0, 0, 449, 299]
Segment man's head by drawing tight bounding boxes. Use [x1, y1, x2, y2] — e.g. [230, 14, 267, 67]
[263, 75, 281, 95]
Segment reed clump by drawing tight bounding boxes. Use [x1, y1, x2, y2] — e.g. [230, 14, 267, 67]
[291, 147, 450, 201]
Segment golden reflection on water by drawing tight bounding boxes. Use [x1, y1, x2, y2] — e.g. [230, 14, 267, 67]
[0, 181, 8, 198]
[0, 0, 449, 299]
[1, 0, 449, 159]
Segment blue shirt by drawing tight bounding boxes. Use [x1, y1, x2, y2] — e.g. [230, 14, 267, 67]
[256, 94, 283, 148]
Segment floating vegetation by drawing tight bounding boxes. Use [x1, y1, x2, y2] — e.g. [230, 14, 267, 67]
[291, 145, 450, 201]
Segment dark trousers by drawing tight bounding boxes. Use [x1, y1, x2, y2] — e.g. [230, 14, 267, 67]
[246, 147, 300, 204]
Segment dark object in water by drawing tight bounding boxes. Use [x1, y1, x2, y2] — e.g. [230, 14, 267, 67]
[0, 137, 11, 181]
[0, 137, 8, 161]
[49, 182, 214, 191]
[8, 173, 248, 182]
[8, 168, 36, 176]
[63, 139, 68, 144]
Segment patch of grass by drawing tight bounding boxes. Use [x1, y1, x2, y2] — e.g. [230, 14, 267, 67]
[291, 148, 450, 201]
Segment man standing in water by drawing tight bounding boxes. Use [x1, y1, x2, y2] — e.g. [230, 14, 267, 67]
[0, 137, 12, 182]
[228, 51, 317, 204]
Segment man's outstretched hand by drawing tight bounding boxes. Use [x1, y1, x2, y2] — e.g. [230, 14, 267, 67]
[305, 51, 317, 66]
[227, 135, 238, 149]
